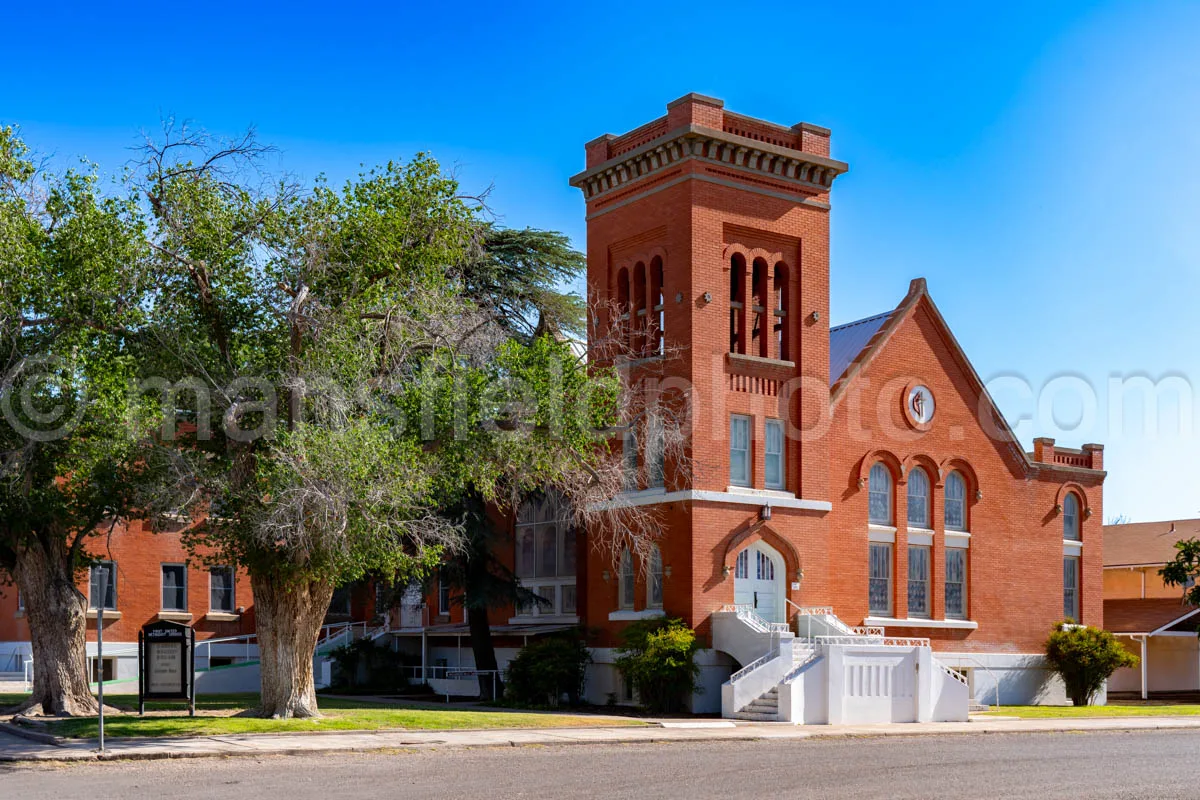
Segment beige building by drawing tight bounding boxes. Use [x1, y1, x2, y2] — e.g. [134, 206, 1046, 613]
[1104, 519, 1200, 698]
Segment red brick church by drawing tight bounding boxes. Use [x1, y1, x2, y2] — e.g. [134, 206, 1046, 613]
[1, 94, 1106, 720]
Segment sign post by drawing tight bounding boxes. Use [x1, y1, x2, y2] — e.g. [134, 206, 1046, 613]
[137, 620, 196, 717]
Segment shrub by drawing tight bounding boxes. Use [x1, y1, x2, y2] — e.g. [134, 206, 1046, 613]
[1044, 621, 1139, 706]
[615, 617, 700, 713]
[328, 638, 409, 692]
[504, 634, 592, 707]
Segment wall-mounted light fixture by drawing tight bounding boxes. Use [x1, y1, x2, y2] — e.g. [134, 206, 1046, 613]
[760, 503, 772, 522]
[601, 569, 611, 583]
[702, 291, 712, 304]
[810, 311, 820, 322]
[975, 489, 983, 502]
[664, 565, 673, 579]
[1053, 504, 1062, 514]
[1084, 507, 1093, 519]
[722, 564, 731, 580]
[675, 292, 683, 304]
[857, 477, 866, 490]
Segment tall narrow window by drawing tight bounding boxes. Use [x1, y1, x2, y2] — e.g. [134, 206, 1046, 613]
[907, 545, 931, 618]
[868, 543, 892, 615]
[735, 549, 750, 580]
[751, 258, 769, 358]
[1063, 493, 1081, 541]
[868, 463, 893, 525]
[907, 467, 931, 529]
[161, 564, 187, 612]
[944, 471, 967, 531]
[730, 415, 751, 487]
[646, 415, 665, 489]
[1063, 555, 1080, 621]
[438, 575, 450, 615]
[89, 561, 117, 610]
[650, 256, 665, 357]
[729, 255, 746, 354]
[616, 267, 631, 350]
[773, 263, 789, 361]
[619, 549, 635, 610]
[764, 419, 784, 490]
[514, 494, 577, 618]
[210, 567, 235, 613]
[648, 546, 663, 609]
[622, 428, 639, 491]
[945, 549, 967, 619]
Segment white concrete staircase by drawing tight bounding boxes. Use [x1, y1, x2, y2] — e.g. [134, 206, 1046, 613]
[716, 605, 969, 724]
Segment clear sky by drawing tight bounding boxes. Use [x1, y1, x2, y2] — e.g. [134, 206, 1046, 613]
[4, 0, 1198, 522]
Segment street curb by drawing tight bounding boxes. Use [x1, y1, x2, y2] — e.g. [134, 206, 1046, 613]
[6, 718, 1200, 764]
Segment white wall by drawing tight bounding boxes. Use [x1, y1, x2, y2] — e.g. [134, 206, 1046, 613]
[1110, 636, 1200, 694]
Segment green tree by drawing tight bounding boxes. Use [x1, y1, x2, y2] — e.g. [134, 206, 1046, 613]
[0, 127, 153, 715]
[1044, 621, 1138, 706]
[1160, 538, 1200, 605]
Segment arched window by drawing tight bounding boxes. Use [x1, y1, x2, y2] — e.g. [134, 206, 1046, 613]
[756, 550, 775, 581]
[618, 548, 635, 610]
[647, 545, 663, 609]
[735, 548, 750, 579]
[944, 471, 967, 531]
[1063, 493, 1081, 541]
[729, 254, 746, 354]
[616, 268, 631, 349]
[907, 467, 931, 529]
[868, 462, 893, 525]
[514, 494, 577, 616]
[633, 261, 647, 356]
[650, 256, 665, 357]
[773, 263, 789, 361]
[751, 258, 769, 358]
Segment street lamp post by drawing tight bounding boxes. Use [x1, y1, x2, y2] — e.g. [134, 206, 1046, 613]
[96, 566, 107, 754]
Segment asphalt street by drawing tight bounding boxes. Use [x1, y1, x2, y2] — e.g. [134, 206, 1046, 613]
[3, 729, 1199, 798]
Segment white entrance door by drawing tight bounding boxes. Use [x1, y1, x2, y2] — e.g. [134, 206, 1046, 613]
[733, 543, 782, 623]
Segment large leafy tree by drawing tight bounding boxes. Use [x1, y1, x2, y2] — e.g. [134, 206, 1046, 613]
[0, 128, 152, 715]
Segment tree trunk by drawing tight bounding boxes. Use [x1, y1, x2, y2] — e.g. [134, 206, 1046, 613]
[12, 540, 97, 716]
[467, 604, 502, 701]
[251, 573, 334, 719]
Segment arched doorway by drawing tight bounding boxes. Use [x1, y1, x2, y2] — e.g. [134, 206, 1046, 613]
[733, 541, 784, 623]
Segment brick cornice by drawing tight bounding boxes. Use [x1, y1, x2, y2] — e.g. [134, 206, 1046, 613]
[569, 123, 849, 202]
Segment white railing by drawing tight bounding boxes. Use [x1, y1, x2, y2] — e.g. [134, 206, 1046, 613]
[955, 654, 1001, 707]
[851, 626, 886, 638]
[790, 604, 835, 617]
[781, 645, 821, 683]
[717, 604, 792, 635]
[813, 635, 930, 648]
[728, 650, 776, 684]
[935, 659, 969, 687]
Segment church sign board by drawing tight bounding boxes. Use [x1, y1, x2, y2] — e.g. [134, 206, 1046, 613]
[138, 620, 196, 715]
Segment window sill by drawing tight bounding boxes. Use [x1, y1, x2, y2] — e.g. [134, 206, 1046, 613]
[864, 616, 979, 630]
[1063, 539, 1083, 555]
[725, 352, 795, 374]
[206, 612, 241, 622]
[13, 610, 24, 619]
[608, 609, 666, 622]
[945, 531, 971, 548]
[868, 525, 897, 543]
[157, 611, 193, 623]
[86, 609, 122, 620]
[906, 528, 934, 546]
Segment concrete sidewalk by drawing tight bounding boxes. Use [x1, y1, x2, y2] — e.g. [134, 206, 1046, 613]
[5, 715, 1200, 762]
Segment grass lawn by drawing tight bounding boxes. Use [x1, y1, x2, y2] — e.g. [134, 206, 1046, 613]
[3, 693, 643, 739]
[979, 704, 1200, 719]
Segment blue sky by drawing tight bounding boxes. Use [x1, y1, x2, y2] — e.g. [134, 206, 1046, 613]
[4, 0, 1198, 522]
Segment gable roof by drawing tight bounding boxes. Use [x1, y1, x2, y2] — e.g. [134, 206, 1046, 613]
[1104, 519, 1200, 567]
[828, 278, 1034, 475]
[830, 311, 892, 387]
[1104, 598, 1200, 634]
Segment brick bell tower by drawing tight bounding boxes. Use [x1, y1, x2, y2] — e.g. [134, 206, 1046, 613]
[570, 94, 849, 643]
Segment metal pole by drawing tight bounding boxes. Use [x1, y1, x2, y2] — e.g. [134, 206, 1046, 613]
[1141, 636, 1148, 701]
[96, 566, 106, 754]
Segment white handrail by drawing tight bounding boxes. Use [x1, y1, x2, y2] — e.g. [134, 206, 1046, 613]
[728, 651, 776, 683]
[956, 654, 1001, 708]
[813, 635, 930, 647]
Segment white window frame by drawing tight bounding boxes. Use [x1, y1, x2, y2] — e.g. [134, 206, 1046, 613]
[160, 563, 188, 612]
[945, 547, 967, 620]
[868, 542, 893, 616]
[1063, 493, 1081, 541]
[764, 418, 784, 490]
[944, 471, 967, 532]
[512, 496, 578, 619]
[618, 549, 635, 610]
[437, 575, 451, 616]
[647, 546, 664, 610]
[907, 468, 931, 529]
[89, 562, 117, 611]
[209, 566, 236, 613]
[907, 544, 931, 619]
[1064, 555, 1081, 621]
[868, 463, 892, 525]
[622, 428, 639, 491]
[730, 415, 751, 487]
